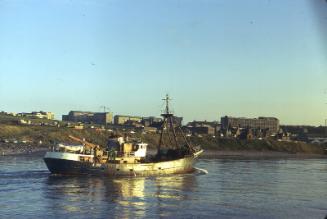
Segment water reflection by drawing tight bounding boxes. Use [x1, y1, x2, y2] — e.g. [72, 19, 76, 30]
[44, 173, 198, 218]
[155, 174, 197, 200]
[111, 178, 147, 218]
[151, 174, 198, 218]
[3, 156, 327, 218]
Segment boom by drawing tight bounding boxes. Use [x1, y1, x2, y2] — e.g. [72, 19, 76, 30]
[68, 135, 98, 150]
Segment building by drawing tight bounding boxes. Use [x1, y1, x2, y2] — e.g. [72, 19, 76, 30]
[18, 111, 55, 120]
[93, 113, 113, 125]
[142, 117, 162, 127]
[114, 115, 142, 125]
[62, 111, 113, 125]
[162, 116, 183, 127]
[186, 120, 220, 135]
[62, 111, 94, 123]
[187, 126, 215, 135]
[221, 116, 279, 134]
[239, 128, 254, 140]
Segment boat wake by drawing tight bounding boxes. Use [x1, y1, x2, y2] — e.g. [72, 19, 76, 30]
[194, 167, 208, 175]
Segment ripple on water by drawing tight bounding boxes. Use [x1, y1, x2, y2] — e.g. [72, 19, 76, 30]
[1, 156, 327, 218]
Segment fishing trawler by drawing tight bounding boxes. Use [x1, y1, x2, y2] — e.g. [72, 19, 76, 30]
[44, 95, 203, 176]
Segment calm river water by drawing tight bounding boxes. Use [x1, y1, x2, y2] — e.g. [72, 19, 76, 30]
[1, 154, 327, 219]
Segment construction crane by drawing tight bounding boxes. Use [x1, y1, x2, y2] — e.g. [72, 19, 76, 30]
[100, 106, 110, 113]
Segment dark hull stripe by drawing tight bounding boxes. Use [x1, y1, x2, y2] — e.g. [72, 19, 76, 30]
[44, 158, 93, 175]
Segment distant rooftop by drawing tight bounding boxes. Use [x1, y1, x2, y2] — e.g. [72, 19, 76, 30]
[223, 116, 278, 120]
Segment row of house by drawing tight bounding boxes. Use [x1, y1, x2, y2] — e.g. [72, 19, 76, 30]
[61, 111, 183, 128]
[20, 111, 55, 120]
[220, 116, 280, 134]
[184, 116, 280, 139]
[3, 109, 281, 138]
[62, 111, 113, 125]
[2, 111, 55, 120]
[61, 112, 281, 138]
[6, 109, 326, 144]
[185, 121, 219, 136]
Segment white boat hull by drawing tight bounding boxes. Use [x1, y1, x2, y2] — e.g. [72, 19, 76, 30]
[44, 151, 202, 177]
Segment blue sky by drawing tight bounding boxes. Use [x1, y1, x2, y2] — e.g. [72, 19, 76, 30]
[0, 0, 326, 125]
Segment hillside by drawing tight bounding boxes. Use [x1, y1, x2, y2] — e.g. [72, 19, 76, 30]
[0, 123, 326, 155]
[0, 124, 111, 148]
[140, 133, 327, 154]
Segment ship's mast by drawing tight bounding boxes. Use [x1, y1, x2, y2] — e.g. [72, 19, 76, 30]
[158, 94, 176, 152]
[158, 94, 183, 152]
[161, 94, 172, 117]
[157, 94, 195, 155]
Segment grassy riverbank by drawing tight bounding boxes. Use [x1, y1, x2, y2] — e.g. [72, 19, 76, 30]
[141, 134, 327, 154]
[0, 124, 326, 156]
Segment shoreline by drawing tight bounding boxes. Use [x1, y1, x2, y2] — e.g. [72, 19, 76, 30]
[0, 144, 48, 156]
[201, 150, 327, 159]
[1, 146, 326, 159]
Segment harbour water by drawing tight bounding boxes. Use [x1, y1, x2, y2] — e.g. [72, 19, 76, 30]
[1, 154, 327, 218]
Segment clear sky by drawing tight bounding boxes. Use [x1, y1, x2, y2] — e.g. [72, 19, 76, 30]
[0, 0, 326, 125]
